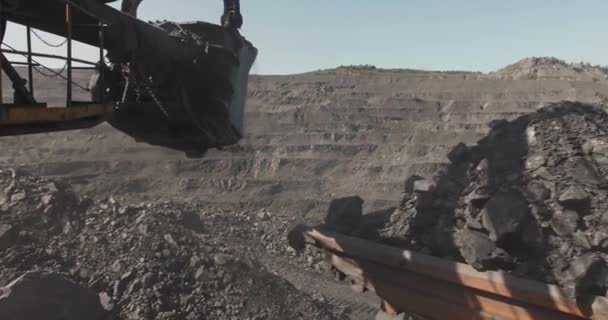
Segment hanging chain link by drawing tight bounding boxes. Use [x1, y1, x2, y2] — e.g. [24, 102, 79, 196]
[117, 22, 211, 119]
[123, 64, 170, 118]
[31, 29, 68, 48]
[140, 77, 170, 118]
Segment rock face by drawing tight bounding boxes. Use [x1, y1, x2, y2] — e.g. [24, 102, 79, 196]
[0, 170, 336, 320]
[372, 102, 608, 297]
[493, 57, 608, 81]
[0, 272, 106, 320]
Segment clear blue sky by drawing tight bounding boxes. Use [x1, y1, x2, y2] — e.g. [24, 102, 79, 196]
[3, 0, 608, 74]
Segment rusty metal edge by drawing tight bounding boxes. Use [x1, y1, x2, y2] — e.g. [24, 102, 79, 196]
[301, 227, 608, 320]
[329, 253, 583, 320]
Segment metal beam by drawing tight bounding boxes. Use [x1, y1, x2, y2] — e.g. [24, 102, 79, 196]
[26, 23, 34, 95]
[300, 227, 608, 320]
[1, 49, 98, 66]
[66, 2, 73, 107]
[0, 103, 112, 136]
[1, 16, 5, 105]
[6, 61, 41, 67]
[0, 53, 36, 105]
[0, 47, 3, 106]
[99, 21, 105, 104]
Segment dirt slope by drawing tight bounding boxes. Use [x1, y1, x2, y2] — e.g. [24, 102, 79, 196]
[3, 60, 608, 222]
[492, 57, 608, 81]
[2, 58, 608, 319]
[0, 169, 340, 320]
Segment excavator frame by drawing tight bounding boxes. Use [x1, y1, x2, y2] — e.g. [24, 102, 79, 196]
[0, 0, 111, 135]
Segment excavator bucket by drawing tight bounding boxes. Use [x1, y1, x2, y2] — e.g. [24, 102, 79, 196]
[98, 21, 258, 156]
[1, 0, 257, 156]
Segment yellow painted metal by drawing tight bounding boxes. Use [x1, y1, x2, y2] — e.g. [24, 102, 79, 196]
[0, 104, 113, 125]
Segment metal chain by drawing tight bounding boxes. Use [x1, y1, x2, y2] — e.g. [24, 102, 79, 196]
[167, 21, 210, 53]
[2, 42, 89, 91]
[127, 68, 169, 118]
[32, 65, 90, 92]
[141, 78, 169, 118]
[33, 61, 67, 78]
[31, 29, 68, 48]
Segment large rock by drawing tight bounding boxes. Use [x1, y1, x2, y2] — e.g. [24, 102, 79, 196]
[0, 224, 15, 250]
[584, 139, 608, 165]
[566, 253, 608, 297]
[525, 154, 546, 172]
[0, 272, 107, 320]
[565, 157, 604, 186]
[412, 179, 434, 193]
[324, 196, 363, 234]
[455, 229, 512, 270]
[179, 210, 204, 233]
[447, 143, 470, 163]
[592, 143, 608, 165]
[550, 210, 579, 236]
[557, 185, 590, 211]
[520, 222, 546, 250]
[525, 181, 551, 203]
[0, 191, 7, 207]
[480, 191, 529, 242]
[367, 103, 608, 297]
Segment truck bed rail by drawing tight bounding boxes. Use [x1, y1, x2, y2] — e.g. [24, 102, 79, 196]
[294, 227, 608, 320]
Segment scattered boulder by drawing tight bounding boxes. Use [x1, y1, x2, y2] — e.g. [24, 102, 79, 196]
[464, 189, 491, 208]
[324, 196, 363, 234]
[591, 142, 608, 165]
[525, 181, 551, 203]
[213, 253, 234, 266]
[447, 143, 470, 163]
[0, 272, 107, 320]
[0, 171, 338, 320]
[600, 239, 608, 253]
[9, 192, 26, 203]
[558, 185, 590, 211]
[456, 229, 512, 270]
[520, 222, 546, 250]
[566, 254, 608, 297]
[550, 210, 579, 236]
[413, 179, 434, 193]
[572, 232, 592, 250]
[565, 157, 604, 186]
[256, 210, 272, 221]
[98, 292, 114, 311]
[0, 192, 7, 207]
[480, 191, 529, 242]
[0, 224, 15, 250]
[525, 154, 546, 172]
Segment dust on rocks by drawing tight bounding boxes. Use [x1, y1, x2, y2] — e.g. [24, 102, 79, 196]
[332, 102, 608, 298]
[0, 170, 338, 320]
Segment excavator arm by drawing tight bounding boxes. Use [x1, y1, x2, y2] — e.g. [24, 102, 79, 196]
[120, 0, 243, 28]
[0, 0, 256, 156]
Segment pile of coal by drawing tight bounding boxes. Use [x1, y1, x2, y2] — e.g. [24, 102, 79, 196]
[0, 169, 336, 320]
[359, 102, 608, 298]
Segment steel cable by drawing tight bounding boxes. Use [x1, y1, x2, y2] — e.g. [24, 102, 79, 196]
[1, 42, 90, 92]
